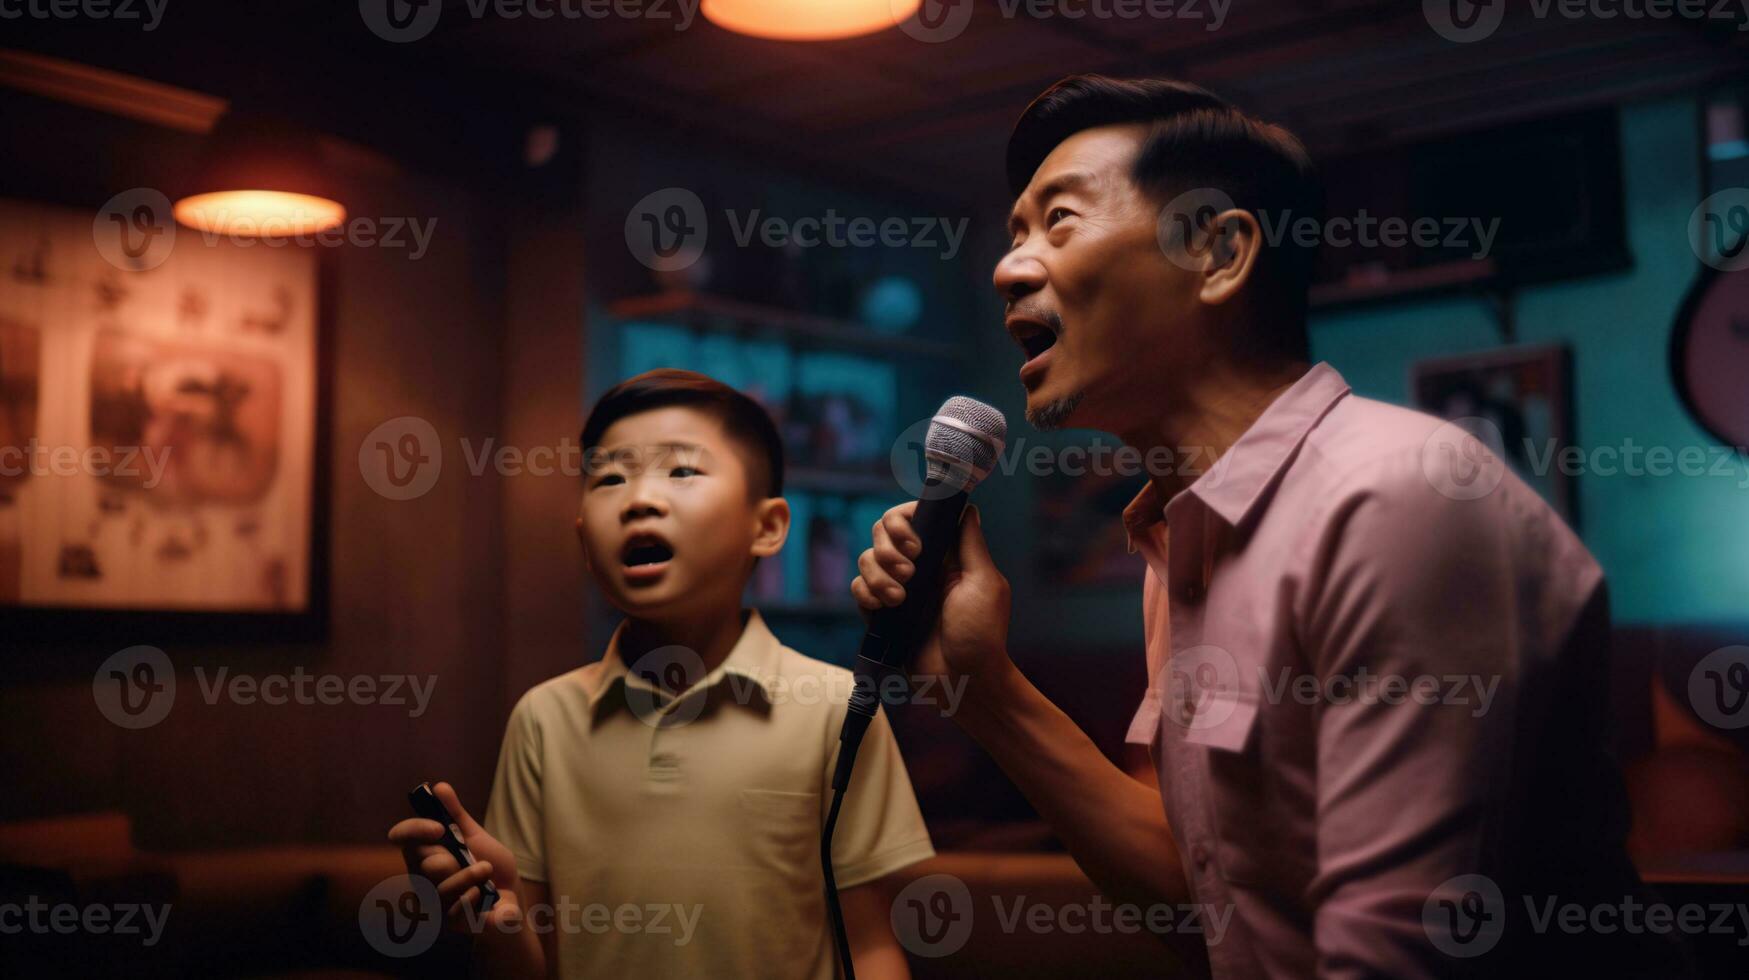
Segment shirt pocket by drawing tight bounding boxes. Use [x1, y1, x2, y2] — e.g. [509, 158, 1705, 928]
[1194, 693, 1284, 888]
[737, 788, 819, 872]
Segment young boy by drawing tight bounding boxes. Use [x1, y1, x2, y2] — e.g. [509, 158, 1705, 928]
[390, 369, 934, 978]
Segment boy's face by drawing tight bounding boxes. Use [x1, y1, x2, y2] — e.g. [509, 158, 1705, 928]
[577, 406, 788, 620]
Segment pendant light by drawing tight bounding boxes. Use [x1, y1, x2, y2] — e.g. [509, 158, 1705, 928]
[702, 0, 921, 41]
[173, 106, 345, 237]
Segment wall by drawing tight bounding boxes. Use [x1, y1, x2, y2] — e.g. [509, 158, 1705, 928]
[0, 93, 587, 848]
[1315, 95, 1749, 624]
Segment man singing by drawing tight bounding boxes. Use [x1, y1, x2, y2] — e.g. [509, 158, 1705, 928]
[852, 75, 1678, 978]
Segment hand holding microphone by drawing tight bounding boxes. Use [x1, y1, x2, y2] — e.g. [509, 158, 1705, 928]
[843, 395, 1010, 704]
[850, 500, 1012, 695]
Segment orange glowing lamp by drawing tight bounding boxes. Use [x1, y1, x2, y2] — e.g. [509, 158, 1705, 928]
[174, 108, 345, 237]
[174, 191, 345, 237]
[702, 0, 921, 40]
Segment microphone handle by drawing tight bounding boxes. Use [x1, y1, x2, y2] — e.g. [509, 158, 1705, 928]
[860, 479, 970, 673]
[834, 479, 968, 796]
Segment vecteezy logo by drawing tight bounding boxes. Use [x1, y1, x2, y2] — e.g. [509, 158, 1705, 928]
[1422, 873, 1504, 957]
[1162, 644, 1240, 732]
[1424, 0, 1504, 43]
[624, 188, 708, 272]
[93, 188, 176, 272]
[888, 416, 960, 501]
[1155, 187, 1238, 273]
[897, 0, 974, 43]
[624, 645, 710, 729]
[890, 874, 973, 957]
[1690, 646, 1749, 730]
[93, 646, 176, 729]
[359, 0, 442, 42]
[1689, 190, 1749, 272]
[359, 875, 442, 958]
[1421, 417, 1507, 502]
[359, 417, 442, 501]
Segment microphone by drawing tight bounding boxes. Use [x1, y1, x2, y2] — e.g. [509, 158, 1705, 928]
[833, 395, 1004, 782]
[822, 395, 1005, 980]
[855, 396, 1008, 682]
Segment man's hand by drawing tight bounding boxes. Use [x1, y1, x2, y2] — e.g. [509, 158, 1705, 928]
[852, 500, 1192, 929]
[850, 502, 1013, 693]
[388, 781, 524, 937]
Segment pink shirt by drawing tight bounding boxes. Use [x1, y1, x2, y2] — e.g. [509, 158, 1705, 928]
[1122, 363, 1657, 977]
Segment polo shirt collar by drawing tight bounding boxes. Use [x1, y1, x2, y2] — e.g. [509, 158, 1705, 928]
[585, 608, 784, 725]
[1122, 361, 1351, 550]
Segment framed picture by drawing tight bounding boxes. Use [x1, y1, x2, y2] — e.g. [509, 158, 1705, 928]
[0, 197, 329, 643]
[1411, 344, 1576, 527]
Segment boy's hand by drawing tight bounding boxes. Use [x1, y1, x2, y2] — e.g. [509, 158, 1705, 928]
[850, 502, 1013, 694]
[388, 781, 524, 937]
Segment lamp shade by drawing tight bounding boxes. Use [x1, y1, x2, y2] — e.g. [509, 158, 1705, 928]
[702, 0, 920, 40]
[173, 107, 345, 237]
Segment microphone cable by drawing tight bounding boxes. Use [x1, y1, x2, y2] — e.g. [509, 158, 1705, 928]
[823, 663, 886, 980]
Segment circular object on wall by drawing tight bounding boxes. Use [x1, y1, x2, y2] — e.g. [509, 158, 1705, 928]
[859, 276, 923, 334]
[1671, 264, 1749, 452]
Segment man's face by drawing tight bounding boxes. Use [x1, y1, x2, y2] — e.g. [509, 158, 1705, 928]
[576, 406, 784, 620]
[995, 124, 1208, 433]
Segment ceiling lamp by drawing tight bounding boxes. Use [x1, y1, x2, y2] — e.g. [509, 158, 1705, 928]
[173, 107, 345, 237]
[702, 0, 920, 40]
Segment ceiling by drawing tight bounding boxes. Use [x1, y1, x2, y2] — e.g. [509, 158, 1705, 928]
[10, 0, 1749, 209]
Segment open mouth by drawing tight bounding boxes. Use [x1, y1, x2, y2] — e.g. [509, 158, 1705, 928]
[1009, 317, 1059, 364]
[621, 533, 675, 569]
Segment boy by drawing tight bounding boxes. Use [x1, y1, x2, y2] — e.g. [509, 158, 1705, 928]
[390, 369, 934, 978]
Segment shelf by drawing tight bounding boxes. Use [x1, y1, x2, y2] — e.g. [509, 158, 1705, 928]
[1309, 257, 1498, 310]
[606, 291, 968, 360]
[786, 467, 901, 496]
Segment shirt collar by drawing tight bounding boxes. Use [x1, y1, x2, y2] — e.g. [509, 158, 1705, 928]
[1122, 362, 1351, 550]
[584, 608, 784, 726]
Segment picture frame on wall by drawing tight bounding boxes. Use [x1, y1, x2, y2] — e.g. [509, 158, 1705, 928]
[0, 196, 330, 645]
[1411, 343, 1577, 529]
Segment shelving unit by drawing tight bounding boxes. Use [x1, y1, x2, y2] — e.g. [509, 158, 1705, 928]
[607, 291, 969, 361]
[786, 466, 898, 495]
[1309, 257, 1499, 310]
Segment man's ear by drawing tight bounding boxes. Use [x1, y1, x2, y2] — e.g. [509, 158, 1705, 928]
[750, 496, 790, 559]
[1198, 207, 1263, 308]
[576, 515, 592, 572]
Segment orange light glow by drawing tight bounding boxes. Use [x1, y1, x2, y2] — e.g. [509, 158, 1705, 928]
[702, 0, 920, 40]
[173, 191, 347, 237]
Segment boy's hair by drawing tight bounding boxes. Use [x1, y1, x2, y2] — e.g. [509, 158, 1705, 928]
[580, 369, 785, 500]
[1005, 74, 1323, 365]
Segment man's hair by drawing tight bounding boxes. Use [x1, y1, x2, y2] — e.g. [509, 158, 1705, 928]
[1006, 74, 1322, 364]
[580, 369, 785, 499]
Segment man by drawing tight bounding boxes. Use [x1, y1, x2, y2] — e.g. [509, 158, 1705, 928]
[852, 75, 1677, 977]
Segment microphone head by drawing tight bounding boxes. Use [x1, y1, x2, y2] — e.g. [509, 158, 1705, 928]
[924, 396, 1007, 490]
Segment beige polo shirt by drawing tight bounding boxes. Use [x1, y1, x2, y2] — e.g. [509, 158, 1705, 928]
[484, 608, 935, 979]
